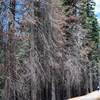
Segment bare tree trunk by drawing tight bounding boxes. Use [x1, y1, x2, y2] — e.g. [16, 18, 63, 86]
[85, 72, 89, 94]
[4, 31, 16, 100]
[67, 83, 71, 98]
[52, 77, 56, 100]
[4, 0, 16, 100]
[89, 70, 93, 92]
[78, 82, 81, 96]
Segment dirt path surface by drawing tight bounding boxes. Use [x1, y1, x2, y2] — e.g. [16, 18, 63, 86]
[68, 91, 100, 100]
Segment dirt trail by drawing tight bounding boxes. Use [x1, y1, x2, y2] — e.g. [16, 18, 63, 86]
[68, 91, 100, 100]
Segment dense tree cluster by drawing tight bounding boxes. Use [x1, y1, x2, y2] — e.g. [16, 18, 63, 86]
[0, 0, 100, 100]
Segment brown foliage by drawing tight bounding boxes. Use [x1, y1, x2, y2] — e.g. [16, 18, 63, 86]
[65, 16, 81, 23]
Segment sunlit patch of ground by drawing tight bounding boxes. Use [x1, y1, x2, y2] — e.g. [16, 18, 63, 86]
[68, 91, 100, 100]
